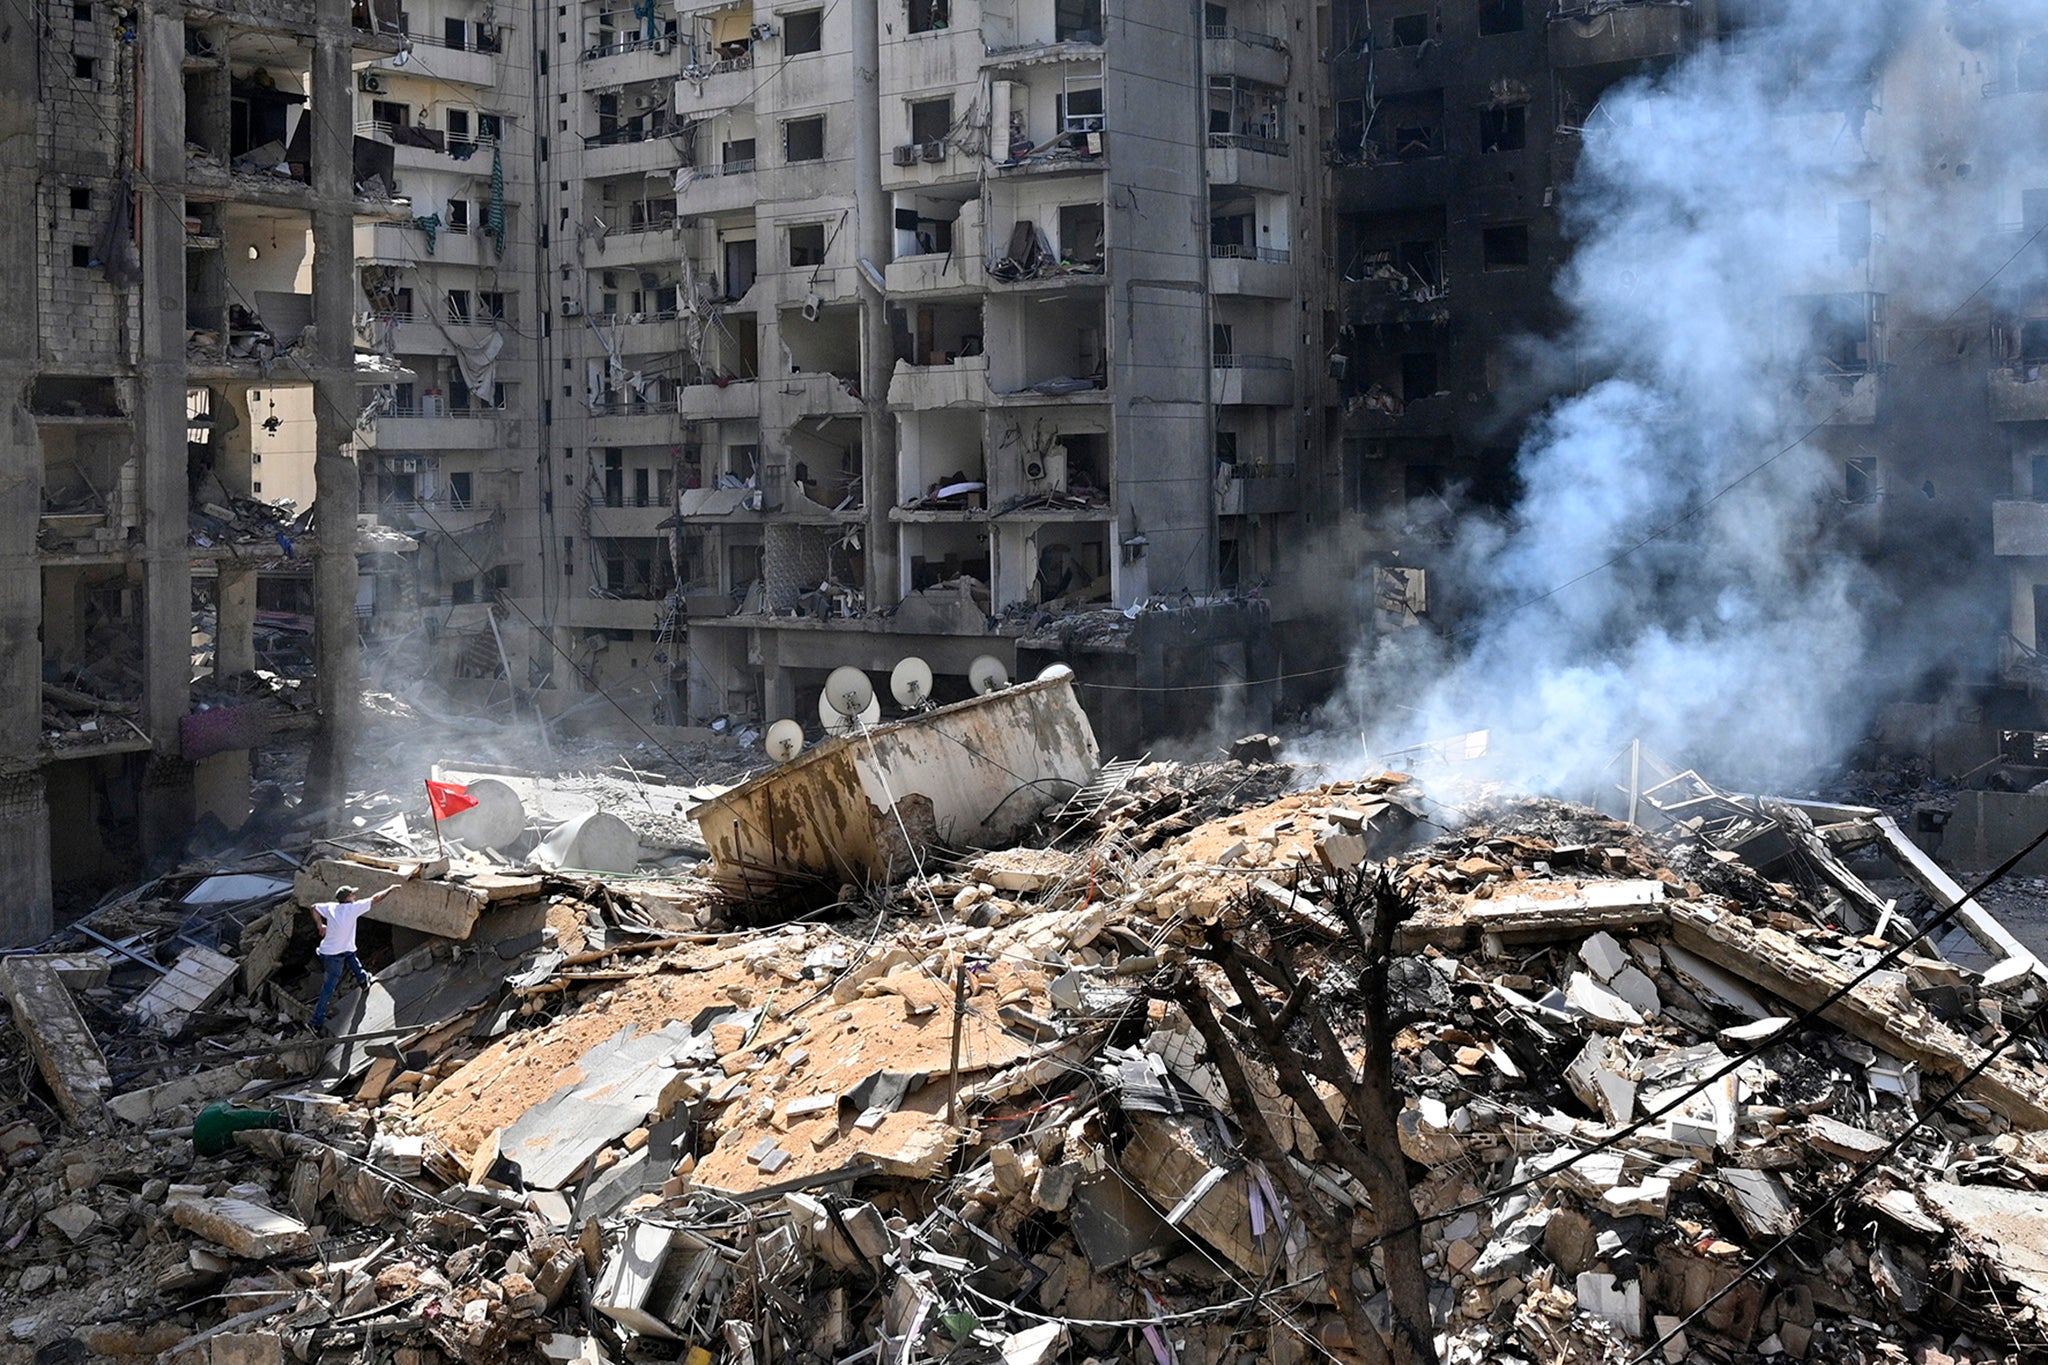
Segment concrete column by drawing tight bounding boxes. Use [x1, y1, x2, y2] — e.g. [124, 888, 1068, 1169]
[853, 0, 899, 610]
[216, 567, 257, 678]
[304, 5, 361, 812]
[138, 1, 195, 863]
[0, 11, 52, 941]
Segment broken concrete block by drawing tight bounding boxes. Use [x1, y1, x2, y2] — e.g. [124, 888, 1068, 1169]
[999, 1322, 1067, 1365]
[1564, 971, 1646, 1029]
[168, 1197, 315, 1259]
[594, 1221, 679, 1338]
[43, 1201, 97, 1241]
[109, 1060, 262, 1126]
[1576, 1271, 1643, 1336]
[294, 859, 490, 940]
[0, 955, 111, 1124]
[210, 1333, 284, 1365]
[1579, 931, 1630, 982]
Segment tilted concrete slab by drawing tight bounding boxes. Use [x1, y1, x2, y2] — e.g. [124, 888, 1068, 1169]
[0, 955, 111, 1124]
[294, 859, 491, 939]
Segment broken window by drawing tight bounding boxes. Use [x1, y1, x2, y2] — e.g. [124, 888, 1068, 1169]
[787, 223, 827, 268]
[1057, 202, 1103, 263]
[1335, 99, 1365, 150]
[1400, 352, 1438, 401]
[1791, 293, 1876, 373]
[1216, 430, 1239, 467]
[448, 199, 472, 233]
[908, 0, 949, 33]
[371, 99, 410, 131]
[1388, 12, 1429, 46]
[783, 116, 824, 163]
[446, 289, 472, 322]
[723, 237, 757, 298]
[1404, 461, 1447, 505]
[444, 16, 467, 49]
[1364, 90, 1442, 161]
[1479, 105, 1526, 153]
[1213, 323, 1235, 363]
[449, 471, 473, 508]
[1477, 0, 1522, 35]
[910, 97, 952, 145]
[451, 578, 476, 605]
[783, 9, 823, 54]
[1844, 457, 1877, 504]
[1054, 0, 1103, 41]
[1482, 223, 1529, 270]
[479, 290, 508, 320]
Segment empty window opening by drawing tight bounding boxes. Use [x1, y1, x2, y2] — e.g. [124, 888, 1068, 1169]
[1482, 224, 1529, 269]
[69, 187, 90, 211]
[1388, 12, 1429, 46]
[1844, 458, 1878, 503]
[1400, 352, 1438, 401]
[71, 244, 91, 268]
[1058, 202, 1104, 264]
[1479, 105, 1525, 153]
[449, 471, 473, 508]
[909, 0, 950, 33]
[1362, 90, 1442, 162]
[1477, 0, 1523, 35]
[75, 56, 95, 79]
[1793, 293, 1875, 373]
[2024, 319, 2048, 362]
[783, 10, 823, 54]
[788, 223, 827, 267]
[1404, 462, 1447, 506]
[446, 288, 472, 322]
[73, 2, 90, 17]
[784, 116, 825, 162]
[448, 199, 472, 233]
[910, 97, 953, 145]
[1055, 0, 1104, 42]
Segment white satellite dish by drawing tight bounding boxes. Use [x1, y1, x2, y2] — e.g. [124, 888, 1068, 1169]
[890, 656, 934, 709]
[821, 691, 881, 736]
[823, 665, 875, 718]
[968, 655, 1010, 696]
[764, 719, 805, 763]
[1037, 663, 1075, 683]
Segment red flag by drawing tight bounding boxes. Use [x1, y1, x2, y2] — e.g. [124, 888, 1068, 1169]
[426, 780, 480, 822]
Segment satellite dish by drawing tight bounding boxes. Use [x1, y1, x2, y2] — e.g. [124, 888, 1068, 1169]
[765, 719, 805, 763]
[890, 656, 934, 709]
[1036, 663, 1075, 683]
[821, 691, 881, 736]
[968, 655, 1010, 696]
[823, 665, 876, 718]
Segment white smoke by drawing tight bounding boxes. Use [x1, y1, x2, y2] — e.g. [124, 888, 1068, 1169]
[1318, 0, 2039, 792]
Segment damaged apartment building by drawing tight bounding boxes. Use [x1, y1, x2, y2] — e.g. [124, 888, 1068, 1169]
[567, 0, 1325, 752]
[0, 0, 413, 938]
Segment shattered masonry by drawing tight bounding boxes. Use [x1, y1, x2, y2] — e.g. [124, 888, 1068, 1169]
[7, 730, 2048, 1365]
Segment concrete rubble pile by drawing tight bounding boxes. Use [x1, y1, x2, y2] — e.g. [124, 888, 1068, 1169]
[8, 750, 2048, 1365]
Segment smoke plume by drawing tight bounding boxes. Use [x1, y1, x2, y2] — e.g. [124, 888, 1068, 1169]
[1320, 0, 2041, 792]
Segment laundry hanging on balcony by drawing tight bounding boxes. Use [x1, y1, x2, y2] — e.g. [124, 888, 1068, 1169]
[481, 146, 507, 260]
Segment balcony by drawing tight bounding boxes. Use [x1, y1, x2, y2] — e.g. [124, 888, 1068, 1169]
[387, 316, 515, 359]
[1215, 463, 1300, 516]
[592, 312, 684, 355]
[1789, 369, 1878, 426]
[888, 355, 990, 411]
[1211, 354, 1293, 406]
[672, 56, 757, 112]
[359, 408, 505, 450]
[1995, 500, 2048, 557]
[1341, 274, 1451, 326]
[364, 33, 498, 86]
[772, 371, 864, 419]
[592, 218, 680, 263]
[584, 404, 677, 444]
[1203, 29, 1288, 86]
[1992, 366, 2048, 422]
[886, 250, 987, 296]
[1207, 133, 1291, 192]
[680, 378, 761, 421]
[354, 219, 500, 268]
[674, 159, 763, 215]
[582, 127, 686, 179]
[1209, 245, 1292, 297]
[589, 499, 674, 539]
[1549, 2, 1689, 70]
[560, 595, 669, 631]
[579, 32, 681, 86]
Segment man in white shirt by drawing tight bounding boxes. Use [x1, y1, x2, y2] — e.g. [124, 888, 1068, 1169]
[308, 884, 398, 1031]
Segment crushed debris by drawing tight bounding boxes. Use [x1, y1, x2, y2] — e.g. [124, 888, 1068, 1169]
[5, 736, 2048, 1365]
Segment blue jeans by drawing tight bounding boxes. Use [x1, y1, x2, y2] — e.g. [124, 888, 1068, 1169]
[311, 950, 369, 1028]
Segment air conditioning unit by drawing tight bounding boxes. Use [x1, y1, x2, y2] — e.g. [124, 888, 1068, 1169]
[1023, 444, 1068, 490]
[920, 140, 946, 162]
[749, 21, 775, 40]
[359, 72, 388, 93]
[891, 143, 917, 167]
[561, 299, 583, 315]
[632, 93, 662, 111]
[801, 292, 821, 322]
[652, 35, 671, 54]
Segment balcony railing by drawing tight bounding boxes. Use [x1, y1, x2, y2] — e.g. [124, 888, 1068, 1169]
[1212, 353, 1293, 370]
[382, 404, 507, 418]
[1205, 25, 1284, 49]
[1209, 131, 1289, 156]
[390, 27, 502, 52]
[593, 492, 672, 508]
[354, 120, 502, 152]
[581, 31, 674, 61]
[1210, 244, 1291, 264]
[588, 122, 682, 147]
